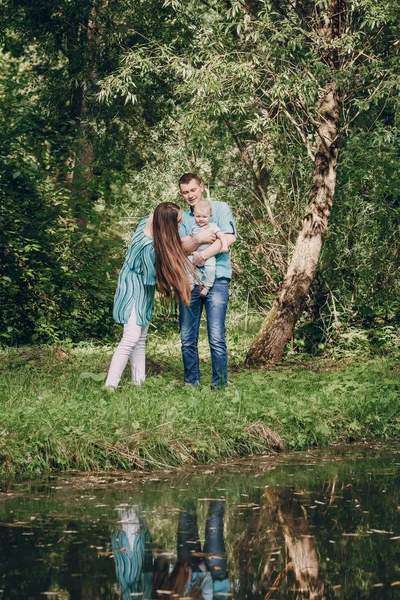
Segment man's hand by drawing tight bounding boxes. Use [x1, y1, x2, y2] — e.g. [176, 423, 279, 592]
[192, 251, 205, 267]
[195, 228, 217, 245]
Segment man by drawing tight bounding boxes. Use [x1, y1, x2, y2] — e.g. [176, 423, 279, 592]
[178, 173, 236, 388]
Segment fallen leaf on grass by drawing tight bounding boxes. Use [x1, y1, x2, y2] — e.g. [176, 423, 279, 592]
[80, 372, 106, 381]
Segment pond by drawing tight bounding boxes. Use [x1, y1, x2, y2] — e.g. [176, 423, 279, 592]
[0, 442, 400, 599]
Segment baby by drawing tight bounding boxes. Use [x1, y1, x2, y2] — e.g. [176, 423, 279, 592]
[189, 199, 229, 296]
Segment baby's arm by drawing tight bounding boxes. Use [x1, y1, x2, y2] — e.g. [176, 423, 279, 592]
[192, 238, 222, 266]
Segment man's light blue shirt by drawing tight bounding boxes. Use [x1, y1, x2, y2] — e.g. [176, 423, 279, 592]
[179, 200, 236, 280]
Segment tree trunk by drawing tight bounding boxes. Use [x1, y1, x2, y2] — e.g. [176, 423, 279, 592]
[246, 82, 340, 365]
[277, 497, 326, 599]
[73, 20, 97, 181]
[63, 17, 97, 227]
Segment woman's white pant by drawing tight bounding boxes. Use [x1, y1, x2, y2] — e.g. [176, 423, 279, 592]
[105, 309, 149, 387]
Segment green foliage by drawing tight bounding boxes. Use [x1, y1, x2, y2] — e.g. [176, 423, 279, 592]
[0, 45, 121, 343]
[0, 161, 120, 343]
[301, 121, 400, 348]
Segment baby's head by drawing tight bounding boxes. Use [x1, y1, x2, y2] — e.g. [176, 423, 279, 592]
[194, 200, 212, 227]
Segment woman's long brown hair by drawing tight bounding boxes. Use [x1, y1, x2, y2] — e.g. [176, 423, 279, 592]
[153, 560, 203, 599]
[152, 202, 192, 306]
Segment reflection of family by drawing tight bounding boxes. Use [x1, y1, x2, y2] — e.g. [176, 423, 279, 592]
[105, 173, 236, 390]
[112, 501, 229, 599]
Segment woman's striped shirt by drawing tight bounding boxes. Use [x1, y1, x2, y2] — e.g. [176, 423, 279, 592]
[113, 217, 156, 326]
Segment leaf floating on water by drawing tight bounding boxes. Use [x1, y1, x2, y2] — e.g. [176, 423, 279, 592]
[198, 498, 226, 502]
[63, 530, 78, 534]
[369, 529, 394, 534]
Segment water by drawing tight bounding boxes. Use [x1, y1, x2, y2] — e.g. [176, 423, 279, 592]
[1, 443, 400, 599]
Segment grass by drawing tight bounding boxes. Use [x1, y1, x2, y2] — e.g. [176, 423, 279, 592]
[0, 316, 399, 478]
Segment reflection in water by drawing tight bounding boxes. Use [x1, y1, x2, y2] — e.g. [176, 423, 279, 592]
[112, 502, 229, 599]
[0, 444, 400, 599]
[112, 509, 153, 599]
[260, 489, 325, 599]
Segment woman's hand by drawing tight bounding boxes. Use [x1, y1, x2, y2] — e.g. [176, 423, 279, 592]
[192, 251, 205, 267]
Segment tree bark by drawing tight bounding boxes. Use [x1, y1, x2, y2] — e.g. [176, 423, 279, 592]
[71, 19, 97, 191]
[63, 17, 97, 227]
[246, 82, 340, 365]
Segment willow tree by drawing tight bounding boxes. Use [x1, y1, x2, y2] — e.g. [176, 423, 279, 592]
[245, 0, 400, 363]
[247, 0, 344, 363]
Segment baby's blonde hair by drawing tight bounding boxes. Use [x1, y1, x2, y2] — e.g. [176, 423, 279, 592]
[194, 199, 212, 214]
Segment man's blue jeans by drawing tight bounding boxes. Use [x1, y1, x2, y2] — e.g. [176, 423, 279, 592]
[180, 278, 229, 388]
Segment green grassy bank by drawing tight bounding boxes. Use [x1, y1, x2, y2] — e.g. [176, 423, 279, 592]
[0, 320, 399, 478]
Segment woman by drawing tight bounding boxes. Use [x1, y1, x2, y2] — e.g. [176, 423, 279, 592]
[105, 202, 191, 389]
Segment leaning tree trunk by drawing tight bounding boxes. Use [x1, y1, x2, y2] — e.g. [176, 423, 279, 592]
[246, 83, 340, 365]
[276, 492, 326, 599]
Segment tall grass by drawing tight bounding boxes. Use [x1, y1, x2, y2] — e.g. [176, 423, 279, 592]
[0, 319, 399, 478]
